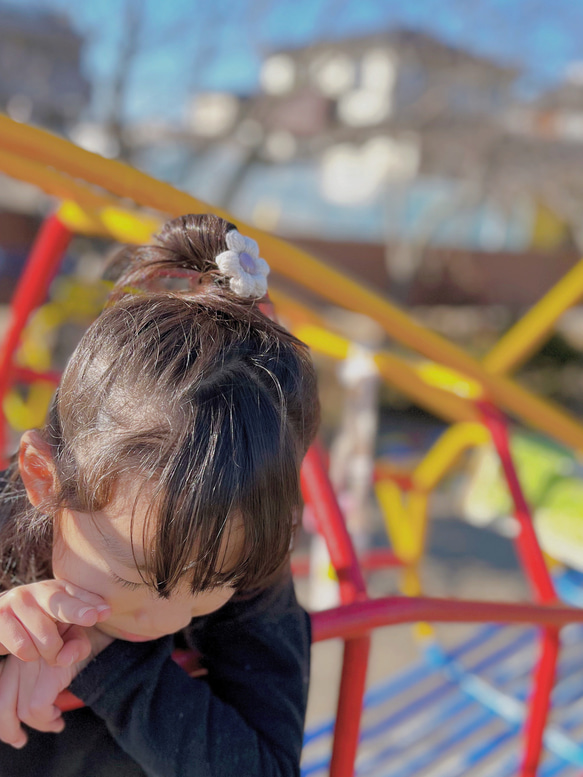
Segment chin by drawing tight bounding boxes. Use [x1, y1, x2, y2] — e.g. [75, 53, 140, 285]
[98, 624, 163, 642]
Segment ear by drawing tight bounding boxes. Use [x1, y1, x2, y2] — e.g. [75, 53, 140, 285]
[19, 430, 58, 508]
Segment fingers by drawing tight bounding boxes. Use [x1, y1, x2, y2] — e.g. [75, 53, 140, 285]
[1, 592, 65, 665]
[54, 625, 92, 669]
[0, 614, 39, 661]
[36, 581, 111, 627]
[17, 659, 65, 735]
[22, 704, 65, 735]
[0, 581, 110, 666]
[59, 582, 111, 619]
[0, 660, 27, 749]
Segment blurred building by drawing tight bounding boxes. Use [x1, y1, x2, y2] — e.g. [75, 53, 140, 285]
[115, 29, 583, 317]
[178, 29, 537, 255]
[189, 29, 516, 157]
[0, 6, 88, 300]
[506, 62, 583, 144]
[0, 5, 90, 132]
[288, 235, 578, 310]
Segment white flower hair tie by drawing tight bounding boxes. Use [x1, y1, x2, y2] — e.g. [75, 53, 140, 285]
[215, 230, 270, 298]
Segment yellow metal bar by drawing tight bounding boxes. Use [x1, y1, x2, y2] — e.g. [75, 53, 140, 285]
[414, 362, 483, 400]
[0, 150, 161, 246]
[374, 480, 417, 562]
[483, 258, 583, 375]
[0, 114, 205, 218]
[412, 422, 490, 494]
[0, 148, 116, 212]
[291, 321, 478, 425]
[271, 290, 480, 425]
[271, 292, 582, 450]
[6, 111, 579, 388]
[375, 354, 479, 425]
[275, 290, 583, 453]
[294, 324, 351, 362]
[272, 293, 479, 424]
[268, 288, 327, 328]
[407, 491, 429, 560]
[401, 565, 423, 598]
[57, 201, 161, 244]
[412, 423, 487, 556]
[57, 201, 110, 237]
[2, 115, 583, 451]
[376, 426, 488, 571]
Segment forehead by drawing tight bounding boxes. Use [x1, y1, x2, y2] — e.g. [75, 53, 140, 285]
[90, 480, 152, 568]
[92, 478, 244, 576]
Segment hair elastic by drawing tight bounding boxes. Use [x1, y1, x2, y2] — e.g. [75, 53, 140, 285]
[215, 230, 270, 298]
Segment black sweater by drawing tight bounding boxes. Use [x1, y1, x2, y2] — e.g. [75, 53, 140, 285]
[0, 567, 311, 777]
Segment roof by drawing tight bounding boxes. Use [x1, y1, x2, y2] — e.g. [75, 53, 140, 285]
[269, 28, 519, 79]
[0, 5, 83, 44]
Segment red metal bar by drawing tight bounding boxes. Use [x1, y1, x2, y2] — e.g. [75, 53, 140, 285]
[310, 595, 583, 643]
[11, 366, 61, 385]
[300, 440, 369, 777]
[358, 547, 404, 570]
[0, 214, 72, 461]
[478, 402, 558, 777]
[291, 547, 403, 578]
[478, 402, 556, 605]
[329, 636, 371, 777]
[271, 289, 371, 776]
[57, 594, 583, 711]
[300, 441, 367, 603]
[521, 629, 560, 777]
[373, 466, 414, 491]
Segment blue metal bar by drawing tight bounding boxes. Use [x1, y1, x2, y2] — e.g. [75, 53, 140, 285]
[302, 618, 583, 776]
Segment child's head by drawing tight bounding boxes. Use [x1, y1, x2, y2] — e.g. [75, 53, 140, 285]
[15, 214, 319, 638]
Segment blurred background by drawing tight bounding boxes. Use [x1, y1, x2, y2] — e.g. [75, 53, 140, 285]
[3, 1, 583, 404]
[4, 0, 583, 728]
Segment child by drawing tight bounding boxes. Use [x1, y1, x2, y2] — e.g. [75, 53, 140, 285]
[0, 214, 320, 777]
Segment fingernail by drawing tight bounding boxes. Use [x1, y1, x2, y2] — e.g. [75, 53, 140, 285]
[78, 607, 94, 618]
[96, 605, 110, 613]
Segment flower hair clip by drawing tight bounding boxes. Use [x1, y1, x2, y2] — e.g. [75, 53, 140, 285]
[215, 230, 270, 299]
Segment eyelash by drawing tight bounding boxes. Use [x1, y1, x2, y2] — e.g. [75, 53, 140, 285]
[109, 572, 142, 591]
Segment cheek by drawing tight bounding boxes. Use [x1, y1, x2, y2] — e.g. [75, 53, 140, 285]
[52, 533, 85, 585]
[52, 545, 109, 597]
[190, 587, 235, 617]
[52, 533, 126, 603]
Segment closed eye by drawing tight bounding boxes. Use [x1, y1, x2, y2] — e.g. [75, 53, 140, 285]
[109, 571, 143, 591]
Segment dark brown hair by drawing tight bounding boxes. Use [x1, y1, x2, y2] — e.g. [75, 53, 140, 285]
[0, 214, 320, 595]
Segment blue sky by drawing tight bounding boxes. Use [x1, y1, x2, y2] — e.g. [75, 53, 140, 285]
[4, 0, 583, 122]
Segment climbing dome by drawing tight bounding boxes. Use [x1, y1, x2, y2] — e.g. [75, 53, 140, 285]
[3, 115, 583, 776]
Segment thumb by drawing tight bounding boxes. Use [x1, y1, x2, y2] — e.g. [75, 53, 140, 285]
[55, 624, 92, 668]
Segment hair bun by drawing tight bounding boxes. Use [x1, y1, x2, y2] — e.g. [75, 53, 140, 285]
[105, 214, 269, 301]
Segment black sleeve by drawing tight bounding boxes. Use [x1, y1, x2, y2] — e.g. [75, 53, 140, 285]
[68, 568, 311, 777]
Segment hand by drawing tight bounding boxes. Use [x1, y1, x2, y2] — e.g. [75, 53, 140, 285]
[0, 580, 110, 667]
[0, 624, 115, 748]
[0, 628, 78, 748]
